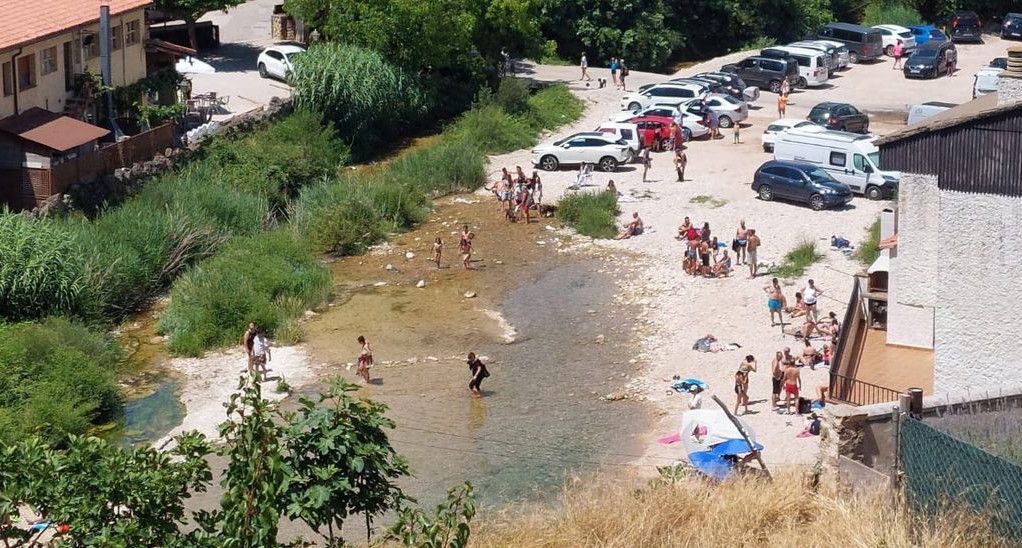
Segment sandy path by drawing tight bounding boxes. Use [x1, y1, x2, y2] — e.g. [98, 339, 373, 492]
[491, 38, 1012, 471]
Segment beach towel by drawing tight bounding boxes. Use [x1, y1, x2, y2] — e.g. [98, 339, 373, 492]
[658, 433, 682, 444]
[672, 378, 708, 393]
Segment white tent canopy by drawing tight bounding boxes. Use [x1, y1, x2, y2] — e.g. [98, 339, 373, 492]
[680, 409, 756, 455]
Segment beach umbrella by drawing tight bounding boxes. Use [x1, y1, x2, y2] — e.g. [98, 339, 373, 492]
[680, 409, 762, 480]
[176, 56, 216, 74]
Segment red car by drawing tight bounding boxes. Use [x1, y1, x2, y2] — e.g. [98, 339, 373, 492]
[628, 115, 684, 151]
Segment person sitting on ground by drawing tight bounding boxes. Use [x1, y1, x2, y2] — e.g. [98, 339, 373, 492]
[605, 179, 620, 196]
[614, 212, 644, 240]
[797, 338, 819, 367]
[817, 311, 840, 338]
[677, 216, 693, 240]
[798, 316, 817, 340]
[786, 292, 808, 317]
[712, 250, 733, 277]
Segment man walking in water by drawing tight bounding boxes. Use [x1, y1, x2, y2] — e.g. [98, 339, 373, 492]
[580, 52, 592, 81]
[467, 352, 490, 397]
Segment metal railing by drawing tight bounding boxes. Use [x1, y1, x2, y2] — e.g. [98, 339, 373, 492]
[830, 372, 901, 406]
[830, 278, 860, 376]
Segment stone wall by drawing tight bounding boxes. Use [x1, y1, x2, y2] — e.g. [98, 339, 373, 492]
[36, 97, 294, 217]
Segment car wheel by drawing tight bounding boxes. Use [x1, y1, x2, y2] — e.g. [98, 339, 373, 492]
[865, 185, 883, 200]
[540, 155, 559, 171]
[809, 194, 825, 211]
[717, 115, 733, 129]
[758, 185, 773, 201]
[885, 45, 895, 57]
[768, 80, 782, 94]
[258, 63, 268, 78]
[849, 52, 859, 64]
[598, 156, 618, 172]
[797, 77, 807, 88]
[683, 128, 693, 142]
[628, 102, 642, 111]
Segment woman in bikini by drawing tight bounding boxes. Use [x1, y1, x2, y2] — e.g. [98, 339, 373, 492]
[356, 335, 373, 383]
[433, 237, 443, 268]
[735, 220, 749, 265]
[734, 367, 750, 415]
[459, 230, 473, 270]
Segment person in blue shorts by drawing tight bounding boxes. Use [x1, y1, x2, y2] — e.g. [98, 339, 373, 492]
[764, 277, 786, 327]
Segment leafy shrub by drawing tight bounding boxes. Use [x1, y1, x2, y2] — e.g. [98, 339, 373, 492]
[0, 317, 121, 442]
[557, 191, 620, 239]
[861, 2, 923, 27]
[494, 77, 531, 115]
[389, 137, 487, 196]
[0, 213, 92, 321]
[524, 84, 585, 131]
[773, 239, 824, 278]
[158, 230, 331, 356]
[857, 218, 882, 267]
[450, 105, 536, 154]
[134, 168, 270, 235]
[290, 43, 428, 158]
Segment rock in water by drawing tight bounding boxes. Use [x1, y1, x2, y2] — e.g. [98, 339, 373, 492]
[464, 291, 477, 298]
[416, 279, 426, 288]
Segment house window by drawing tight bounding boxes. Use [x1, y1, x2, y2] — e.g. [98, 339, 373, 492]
[84, 35, 99, 60]
[112, 25, 122, 50]
[40, 47, 57, 75]
[2, 62, 12, 96]
[17, 54, 36, 89]
[126, 20, 141, 46]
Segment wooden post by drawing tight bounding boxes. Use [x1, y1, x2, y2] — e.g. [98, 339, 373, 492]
[711, 395, 772, 479]
[908, 387, 923, 419]
[891, 403, 901, 491]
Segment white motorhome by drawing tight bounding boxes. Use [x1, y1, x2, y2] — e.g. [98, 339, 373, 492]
[772, 128, 899, 200]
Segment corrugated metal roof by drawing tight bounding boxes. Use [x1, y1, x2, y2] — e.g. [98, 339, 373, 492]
[0, 107, 109, 151]
[0, 0, 152, 52]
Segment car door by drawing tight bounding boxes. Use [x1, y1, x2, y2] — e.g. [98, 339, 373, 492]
[827, 151, 862, 192]
[849, 105, 867, 132]
[738, 59, 760, 86]
[779, 167, 811, 201]
[562, 137, 588, 163]
[851, 153, 876, 193]
[265, 50, 286, 78]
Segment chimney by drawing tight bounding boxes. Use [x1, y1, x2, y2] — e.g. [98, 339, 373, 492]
[998, 46, 1022, 106]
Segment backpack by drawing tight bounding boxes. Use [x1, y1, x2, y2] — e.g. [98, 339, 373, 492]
[809, 416, 821, 435]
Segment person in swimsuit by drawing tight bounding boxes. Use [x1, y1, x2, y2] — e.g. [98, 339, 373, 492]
[746, 229, 761, 278]
[764, 277, 786, 327]
[686, 239, 700, 276]
[735, 220, 749, 265]
[770, 350, 784, 410]
[241, 322, 256, 375]
[817, 311, 840, 337]
[531, 171, 543, 212]
[783, 361, 801, 414]
[677, 216, 692, 240]
[467, 352, 489, 397]
[641, 147, 652, 182]
[802, 279, 823, 323]
[786, 292, 807, 317]
[734, 368, 750, 415]
[610, 57, 619, 88]
[699, 239, 711, 276]
[798, 338, 819, 368]
[614, 212, 644, 240]
[459, 229, 473, 270]
[674, 147, 687, 181]
[433, 237, 443, 268]
[356, 335, 373, 384]
[712, 250, 732, 277]
[700, 222, 711, 242]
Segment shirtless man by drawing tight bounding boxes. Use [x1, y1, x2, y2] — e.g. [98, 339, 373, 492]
[712, 250, 733, 277]
[674, 147, 687, 181]
[763, 278, 786, 327]
[735, 221, 750, 265]
[614, 212, 644, 240]
[770, 351, 784, 409]
[798, 339, 818, 368]
[783, 361, 802, 414]
[677, 216, 692, 240]
[746, 229, 761, 278]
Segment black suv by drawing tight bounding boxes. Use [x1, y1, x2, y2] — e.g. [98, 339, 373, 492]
[808, 102, 869, 133]
[903, 41, 957, 79]
[1003, 12, 1022, 40]
[943, 10, 982, 42]
[720, 56, 797, 94]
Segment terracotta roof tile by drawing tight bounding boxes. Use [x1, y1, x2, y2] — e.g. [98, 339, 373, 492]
[0, 107, 110, 151]
[0, 0, 152, 52]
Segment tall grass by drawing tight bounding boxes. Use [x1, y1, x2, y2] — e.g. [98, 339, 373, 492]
[524, 85, 585, 132]
[861, 2, 923, 27]
[0, 317, 121, 443]
[157, 230, 331, 356]
[557, 191, 620, 239]
[857, 218, 882, 267]
[773, 239, 824, 279]
[472, 471, 1009, 547]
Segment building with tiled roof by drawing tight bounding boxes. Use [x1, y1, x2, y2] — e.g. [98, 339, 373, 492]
[0, 0, 152, 119]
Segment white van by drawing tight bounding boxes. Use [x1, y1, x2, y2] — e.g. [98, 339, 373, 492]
[764, 46, 829, 87]
[596, 122, 641, 161]
[773, 128, 899, 200]
[907, 101, 956, 125]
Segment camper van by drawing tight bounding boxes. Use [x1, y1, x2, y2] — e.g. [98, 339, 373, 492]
[760, 46, 829, 87]
[772, 128, 898, 200]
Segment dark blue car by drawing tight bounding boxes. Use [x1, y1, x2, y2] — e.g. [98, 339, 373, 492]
[907, 25, 948, 46]
[752, 160, 853, 210]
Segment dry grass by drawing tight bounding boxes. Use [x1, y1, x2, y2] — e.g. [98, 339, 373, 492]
[471, 471, 1007, 547]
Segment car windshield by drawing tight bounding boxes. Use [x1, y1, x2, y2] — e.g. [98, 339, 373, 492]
[807, 168, 835, 184]
[868, 152, 880, 169]
[721, 95, 741, 105]
[808, 108, 829, 120]
[766, 125, 786, 132]
[913, 49, 939, 60]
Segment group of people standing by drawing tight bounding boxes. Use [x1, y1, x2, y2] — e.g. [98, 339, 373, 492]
[489, 166, 543, 224]
[676, 218, 761, 279]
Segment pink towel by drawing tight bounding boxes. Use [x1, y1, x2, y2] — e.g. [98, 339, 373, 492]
[658, 433, 681, 445]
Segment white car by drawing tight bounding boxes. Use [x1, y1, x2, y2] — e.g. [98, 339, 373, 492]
[595, 122, 641, 160]
[607, 105, 710, 141]
[872, 25, 917, 56]
[257, 44, 305, 80]
[680, 94, 748, 128]
[531, 132, 631, 172]
[760, 118, 820, 152]
[620, 82, 708, 111]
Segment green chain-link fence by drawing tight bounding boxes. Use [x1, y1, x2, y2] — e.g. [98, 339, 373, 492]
[899, 417, 1022, 540]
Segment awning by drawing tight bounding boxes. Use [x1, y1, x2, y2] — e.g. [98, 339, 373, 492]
[868, 254, 889, 274]
[145, 38, 198, 58]
[0, 108, 109, 152]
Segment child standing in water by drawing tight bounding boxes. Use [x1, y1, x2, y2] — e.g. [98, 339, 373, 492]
[356, 335, 373, 384]
[433, 237, 443, 268]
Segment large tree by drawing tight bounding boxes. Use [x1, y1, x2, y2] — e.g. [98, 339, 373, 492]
[152, 0, 245, 50]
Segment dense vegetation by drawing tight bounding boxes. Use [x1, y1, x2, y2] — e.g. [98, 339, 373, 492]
[556, 191, 621, 239]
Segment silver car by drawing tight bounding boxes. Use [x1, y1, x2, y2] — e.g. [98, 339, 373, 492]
[804, 40, 851, 70]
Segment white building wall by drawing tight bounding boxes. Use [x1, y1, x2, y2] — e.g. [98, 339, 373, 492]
[887, 172, 937, 349]
[933, 190, 1022, 394]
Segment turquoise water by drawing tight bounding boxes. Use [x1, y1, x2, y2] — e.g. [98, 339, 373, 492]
[115, 379, 185, 447]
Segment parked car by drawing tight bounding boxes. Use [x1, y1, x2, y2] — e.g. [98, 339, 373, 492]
[907, 25, 947, 46]
[595, 122, 641, 160]
[751, 160, 854, 210]
[720, 56, 798, 94]
[620, 82, 708, 111]
[257, 44, 305, 80]
[903, 41, 957, 79]
[694, 72, 761, 102]
[684, 94, 749, 128]
[807, 102, 870, 133]
[760, 118, 820, 152]
[872, 24, 918, 56]
[608, 105, 709, 141]
[942, 10, 983, 42]
[760, 46, 829, 87]
[627, 115, 684, 151]
[669, 77, 734, 98]
[973, 65, 1003, 98]
[771, 129, 897, 200]
[907, 101, 956, 125]
[800, 40, 850, 70]
[1003, 12, 1022, 40]
[531, 133, 631, 172]
[814, 23, 884, 63]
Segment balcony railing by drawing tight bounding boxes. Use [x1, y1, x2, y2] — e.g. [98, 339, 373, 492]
[829, 372, 901, 406]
